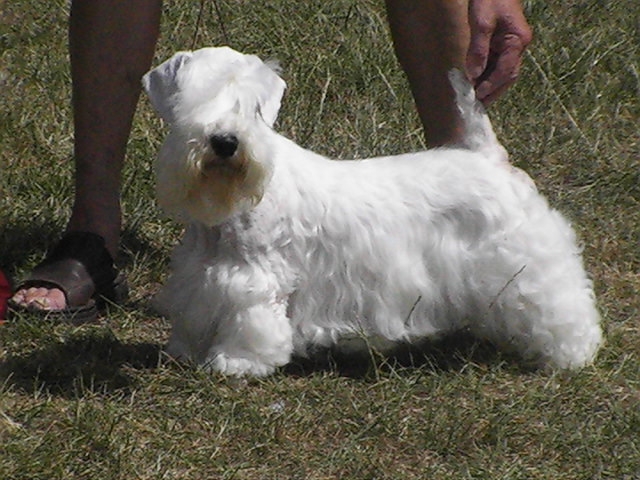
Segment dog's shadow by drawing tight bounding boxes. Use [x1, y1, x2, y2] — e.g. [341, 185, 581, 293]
[0, 328, 162, 398]
[285, 333, 516, 379]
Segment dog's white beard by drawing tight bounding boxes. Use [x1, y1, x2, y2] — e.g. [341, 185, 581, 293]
[156, 130, 271, 226]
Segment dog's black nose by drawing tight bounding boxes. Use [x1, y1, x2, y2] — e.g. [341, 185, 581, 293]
[209, 134, 239, 158]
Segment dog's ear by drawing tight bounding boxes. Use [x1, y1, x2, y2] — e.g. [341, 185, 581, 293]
[142, 51, 193, 124]
[255, 59, 287, 127]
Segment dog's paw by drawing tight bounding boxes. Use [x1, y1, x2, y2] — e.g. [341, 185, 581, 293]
[205, 352, 277, 377]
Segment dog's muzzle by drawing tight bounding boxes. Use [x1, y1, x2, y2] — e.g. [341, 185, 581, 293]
[210, 134, 239, 158]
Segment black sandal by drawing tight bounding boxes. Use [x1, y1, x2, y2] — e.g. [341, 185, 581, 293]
[8, 232, 128, 323]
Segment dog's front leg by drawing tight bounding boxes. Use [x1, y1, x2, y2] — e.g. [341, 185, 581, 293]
[200, 291, 294, 377]
[159, 246, 295, 376]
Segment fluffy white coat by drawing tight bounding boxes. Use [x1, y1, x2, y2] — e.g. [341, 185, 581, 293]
[143, 46, 602, 376]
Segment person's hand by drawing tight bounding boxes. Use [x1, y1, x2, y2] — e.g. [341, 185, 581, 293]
[466, 0, 533, 105]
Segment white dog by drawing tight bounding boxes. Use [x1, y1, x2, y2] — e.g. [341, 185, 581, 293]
[142, 46, 602, 377]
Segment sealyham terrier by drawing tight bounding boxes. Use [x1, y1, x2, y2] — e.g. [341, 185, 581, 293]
[142, 46, 602, 377]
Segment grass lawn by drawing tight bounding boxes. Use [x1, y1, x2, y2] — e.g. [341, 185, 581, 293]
[1, 0, 638, 478]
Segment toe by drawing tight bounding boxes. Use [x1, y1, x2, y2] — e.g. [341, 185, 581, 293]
[12, 287, 67, 311]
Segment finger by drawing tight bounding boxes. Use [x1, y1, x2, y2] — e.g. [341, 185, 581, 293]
[466, 16, 494, 82]
[475, 35, 525, 104]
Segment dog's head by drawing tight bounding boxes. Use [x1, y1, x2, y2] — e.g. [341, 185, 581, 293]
[143, 46, 286, 226]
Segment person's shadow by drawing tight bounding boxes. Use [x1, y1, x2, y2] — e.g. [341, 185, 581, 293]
[0, 325, 163, 398]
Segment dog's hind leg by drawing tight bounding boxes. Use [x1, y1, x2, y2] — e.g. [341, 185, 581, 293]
[466, 211, 602, 369]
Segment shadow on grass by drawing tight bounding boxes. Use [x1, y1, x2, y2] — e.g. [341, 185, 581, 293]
[1, 326, 525, 396]
[0, 219, 63, 276]
[0, 328, 162, 398]
[285, 332, 519, 379]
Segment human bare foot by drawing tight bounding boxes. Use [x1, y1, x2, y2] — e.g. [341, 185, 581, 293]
[11, 286, 67, 311]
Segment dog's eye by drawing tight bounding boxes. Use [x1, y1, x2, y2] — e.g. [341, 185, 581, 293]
[209, 134, 239, 158]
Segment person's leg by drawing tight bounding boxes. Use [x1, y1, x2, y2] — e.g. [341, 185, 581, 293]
[12, 0, 161, 310]
[385, 0, 470, 147]
[68, 0, 161, 257]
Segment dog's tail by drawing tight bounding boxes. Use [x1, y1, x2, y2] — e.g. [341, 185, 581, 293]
[449, 69, 508, 162]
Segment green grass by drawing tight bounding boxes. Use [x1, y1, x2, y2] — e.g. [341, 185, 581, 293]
[1, 0, 639, 478]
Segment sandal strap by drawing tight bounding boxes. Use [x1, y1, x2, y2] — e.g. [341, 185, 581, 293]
[19, 232, 119, 308]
